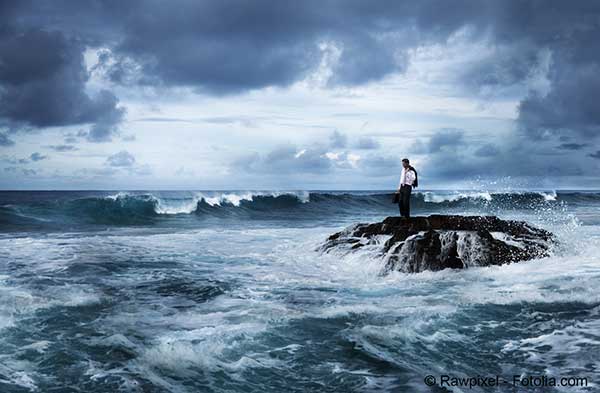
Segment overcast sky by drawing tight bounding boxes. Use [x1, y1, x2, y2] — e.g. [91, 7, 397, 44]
[1, 0, 600, 190]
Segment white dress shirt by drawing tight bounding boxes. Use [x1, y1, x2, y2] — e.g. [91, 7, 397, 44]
[398, 167, 416, 188]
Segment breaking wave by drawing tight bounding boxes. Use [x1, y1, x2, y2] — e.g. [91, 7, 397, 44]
[0, 190, 598, 229]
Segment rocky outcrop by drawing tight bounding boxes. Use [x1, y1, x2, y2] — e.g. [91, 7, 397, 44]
[318, 215, 555, 273]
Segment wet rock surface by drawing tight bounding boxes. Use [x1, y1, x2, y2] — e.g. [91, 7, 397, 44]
[319, 215, 555, 273]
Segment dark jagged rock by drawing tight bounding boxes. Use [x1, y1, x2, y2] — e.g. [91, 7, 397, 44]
[318, 215, 555, 273]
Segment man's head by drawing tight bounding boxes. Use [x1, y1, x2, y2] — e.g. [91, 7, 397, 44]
[401, 158, 410, 169]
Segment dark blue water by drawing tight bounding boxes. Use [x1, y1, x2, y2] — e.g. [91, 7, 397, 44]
[1, 190, 599, 392]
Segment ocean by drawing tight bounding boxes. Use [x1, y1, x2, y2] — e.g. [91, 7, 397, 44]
[0, 190, 599, 392]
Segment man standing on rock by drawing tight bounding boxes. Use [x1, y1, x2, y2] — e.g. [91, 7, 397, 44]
[397, 158, 417, 218]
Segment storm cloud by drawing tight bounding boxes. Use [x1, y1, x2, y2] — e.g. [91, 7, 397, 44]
[2, 0, 600, 187]
[0, 26, 125, 141]
[0, 1, 540, 96]
[5, 1, 600, 122]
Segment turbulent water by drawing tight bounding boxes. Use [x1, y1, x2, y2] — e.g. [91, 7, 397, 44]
[1, 190, 599, 392]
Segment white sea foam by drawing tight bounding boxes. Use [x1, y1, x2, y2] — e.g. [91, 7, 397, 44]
[421, 191, 493, 203]
[198, 190, 310, 207]
[19, 341, 52, 354]
[500, 306, 600, 391]
[139, 322, 281, 374]
[0, 239, 102, 334]
[0, 285, 45, 330]
[0, 362, 39, 391]
[83, 361, 144, 392]
[490, 231, 526, 248]
[265, 222, 600, 318]
[152, 190, 310, 214]
[541, 190, 558, 201]
[153, 194, 204, 214]
[1, 205, 597, 391]
[419, 189, 560, 204]
[104, 191, 132, 201]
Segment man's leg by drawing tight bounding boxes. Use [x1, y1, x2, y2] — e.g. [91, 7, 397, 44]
[400, 186, 411, 218]
[405, 186, 412, 217]
[398, 187, 405, 216]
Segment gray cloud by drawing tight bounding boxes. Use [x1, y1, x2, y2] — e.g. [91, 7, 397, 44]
[232, 135, 388, 180]
[4, 3, 600, 97]
[427, 128, 464, 153]
[106, 150, 136, 167]
[0, 23, 124, 141]
[354, 136, 380, 150]
[557, 143, 586, 151]
[235, 145, 332, 175]
[1, 156, 25, 165]
[359, 154, 400, 176]
[457, 42, 540, 96]
[30, 152, 47, 161]
[93, 2, 417, 93]
[413, 128, 590, 182]
[328, 37, 407, 86]
[0, 1, 487, 96]
[129, 164, 153, 176]
[6, 1, 600, 132]
[329, 130, 347, 148]
[3, 0, 600, 186]
[409, 139, 429, 155]
[83, 92, 126, 142]
[474, 144, 500, 157]
[409, 128, 465, 154]
[47, 144, 78, 152]
[76, 167, 119, 177]
[518, 65, 600, 140]
[3, 153, 47, 165]
[589, 151, 600, 160]
[4, 166, 37, 176]
[0, 132, 14, 147]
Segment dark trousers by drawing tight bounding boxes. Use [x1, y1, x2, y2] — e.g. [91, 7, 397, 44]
[398, 184, 412, 217]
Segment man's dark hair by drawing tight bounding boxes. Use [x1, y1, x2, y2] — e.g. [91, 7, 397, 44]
[402, 158, 409, 163]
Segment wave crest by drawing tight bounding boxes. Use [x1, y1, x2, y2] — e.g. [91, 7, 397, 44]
[1, 190, 598, 229]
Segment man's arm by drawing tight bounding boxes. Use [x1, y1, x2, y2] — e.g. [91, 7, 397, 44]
[397, 170, 403, 191]
[407, 170, 416, 186]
